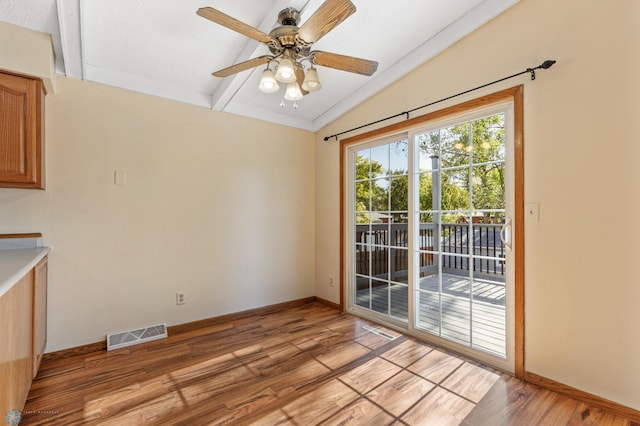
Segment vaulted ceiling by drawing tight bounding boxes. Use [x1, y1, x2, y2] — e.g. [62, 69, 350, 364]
[0, 0, 519, 131]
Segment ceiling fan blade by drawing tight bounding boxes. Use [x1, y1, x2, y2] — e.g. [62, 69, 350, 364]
[311, 51, 378, 76]
[295, 67, 309, 95]
[297, 0, 356, 44]
[212, 55, 274, 78]
[197, 7, 273, 44]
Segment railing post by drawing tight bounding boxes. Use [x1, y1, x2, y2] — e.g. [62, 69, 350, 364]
[431, 155, 440, 273]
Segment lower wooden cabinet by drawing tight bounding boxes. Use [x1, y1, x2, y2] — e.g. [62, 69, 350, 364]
[33, 256, 48, 377]
[0, 255, 47, 418]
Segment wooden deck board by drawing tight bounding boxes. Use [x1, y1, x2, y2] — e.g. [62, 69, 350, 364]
[356, 273, 506, 356]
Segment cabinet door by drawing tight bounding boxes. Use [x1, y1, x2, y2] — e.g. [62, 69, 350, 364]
[0, 272, 34, 416]
[0, 72, 44, 189]
[33, 256, 48, 377]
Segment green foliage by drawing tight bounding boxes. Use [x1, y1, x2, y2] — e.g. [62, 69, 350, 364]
[354, 114, 506, 224]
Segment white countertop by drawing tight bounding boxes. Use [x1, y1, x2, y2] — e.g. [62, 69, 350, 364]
[0, 247, 50, 298]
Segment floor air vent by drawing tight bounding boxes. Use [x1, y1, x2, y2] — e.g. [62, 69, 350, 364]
[107, 323, 168, 351]
[363, 325, 399, 340]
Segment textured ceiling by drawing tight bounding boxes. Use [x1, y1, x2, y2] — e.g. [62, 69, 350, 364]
[0, 0, 520, 131]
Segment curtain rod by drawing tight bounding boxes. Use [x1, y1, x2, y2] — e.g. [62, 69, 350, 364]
[323, 59, 556, 142]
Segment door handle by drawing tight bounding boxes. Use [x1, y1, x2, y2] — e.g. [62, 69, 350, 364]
[500, 218, 512, 252]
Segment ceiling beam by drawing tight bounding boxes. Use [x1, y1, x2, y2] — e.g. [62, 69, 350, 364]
[56, 0, 84, 79]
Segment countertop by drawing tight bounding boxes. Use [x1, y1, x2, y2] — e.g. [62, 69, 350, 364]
[0, 247, 50, 298]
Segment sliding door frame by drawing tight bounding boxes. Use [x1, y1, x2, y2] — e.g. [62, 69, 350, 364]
[339, 86, 525, 378]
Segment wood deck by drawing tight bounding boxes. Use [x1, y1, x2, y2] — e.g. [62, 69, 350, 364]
[356, 273, 506, 357]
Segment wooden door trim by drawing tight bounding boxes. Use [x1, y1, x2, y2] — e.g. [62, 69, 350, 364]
[339, 85, 525, 378]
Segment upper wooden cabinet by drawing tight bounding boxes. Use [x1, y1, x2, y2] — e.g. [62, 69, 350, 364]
[0, 71, 45, 189]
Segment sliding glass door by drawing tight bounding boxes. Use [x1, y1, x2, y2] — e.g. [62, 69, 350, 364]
[345, 103, 515, 371]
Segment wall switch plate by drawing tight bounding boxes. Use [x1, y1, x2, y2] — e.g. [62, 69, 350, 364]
[114, 170, 126, 185]
[525, 203, 540, 222]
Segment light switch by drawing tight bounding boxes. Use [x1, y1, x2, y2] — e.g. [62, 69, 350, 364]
[114, 170, 126, 185]
[525, 202, 539, 222]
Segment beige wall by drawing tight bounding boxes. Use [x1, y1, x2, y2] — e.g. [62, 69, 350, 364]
[0, 76, 315, 351]
[0, 21, 56, 93]
[315, 0, 640, 411]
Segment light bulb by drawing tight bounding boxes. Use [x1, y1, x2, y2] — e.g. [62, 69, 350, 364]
[284, 82, 303, 101]
[302, 67, 322, 92]
[258, 69, 280, 93]
[274, 58, 297, 83]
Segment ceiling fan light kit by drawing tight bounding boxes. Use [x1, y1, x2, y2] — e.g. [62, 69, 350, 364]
[302, 67, 322, 92]
[197, 0, 378, 108]
[274, 57, 297, 83]
[258, 68, 280, 93]
[284, 82, 304, 102]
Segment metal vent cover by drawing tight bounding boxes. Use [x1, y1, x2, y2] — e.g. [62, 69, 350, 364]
[107, 323, 167, 351]
[363, 324, 398, 340]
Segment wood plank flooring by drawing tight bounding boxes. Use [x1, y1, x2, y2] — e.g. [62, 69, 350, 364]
[20, 302, 635, 425]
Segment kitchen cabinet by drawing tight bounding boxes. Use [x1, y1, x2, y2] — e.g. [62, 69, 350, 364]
[33, 256, 47, 377]
[0, 268, 34, 417]
[0, 71, 45, 189]
[0, 252, 48, 418]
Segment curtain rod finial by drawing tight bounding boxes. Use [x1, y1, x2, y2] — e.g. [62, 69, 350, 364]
[541, 60, 556, 69]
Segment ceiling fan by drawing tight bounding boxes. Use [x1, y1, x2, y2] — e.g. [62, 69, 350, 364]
[197, 0, 378, 103]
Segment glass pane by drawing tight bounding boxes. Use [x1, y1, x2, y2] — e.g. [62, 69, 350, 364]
[472, 277, 506, 356]
[355, 150, 371, 180]
[440, 124, 471, 168]
[370, 246, 389, 281]
[441, 219, 470, 272]
[419, 172, 434, 212]
[390, 248, 408, 283]
[371, 279, 389, 315]
[371, 178, 389, 212]
[390, 224, 409, 248]
[390, 139, 409, 174]
[472, 163, 505, 210]
[389, 175, 408, 211]
[416, 130, 440, 171]
[355, 276, 370, 309]
[390, 283, 408, 320]
[355, 243, 369, 275]
[441, 169, 470, 211]
[441, 294, 470, 345]
[370, 145, 389, 176]
[472, 114, 505, 163]
[417, 289, 440, 334]
[417, 251, 436, 278]
[356, 181, 370, 211]
[355, 212, 370, 225]
[472, 224, 504, 273]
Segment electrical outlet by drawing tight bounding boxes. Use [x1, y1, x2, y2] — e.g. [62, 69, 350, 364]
[176, 292, 185, 305]
[329, 276, 334, 287]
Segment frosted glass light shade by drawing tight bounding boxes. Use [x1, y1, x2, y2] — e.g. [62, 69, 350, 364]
[302, 67, 322, 92]
[275, 58, 297, 83]
[258, 69, 280, 93]
[284, 82, 303, 101]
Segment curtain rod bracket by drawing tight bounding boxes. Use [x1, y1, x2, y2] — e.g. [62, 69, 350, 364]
[528, 68, 536, 80]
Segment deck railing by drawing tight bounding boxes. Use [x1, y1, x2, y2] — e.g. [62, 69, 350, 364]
[355, 223, 505, 283]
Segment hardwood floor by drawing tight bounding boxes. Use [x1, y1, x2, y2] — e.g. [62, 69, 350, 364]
[21, 303, 635, 425]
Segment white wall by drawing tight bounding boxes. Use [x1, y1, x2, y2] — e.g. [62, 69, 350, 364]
[0, 76, 315, 352]
[315, 0, 640, 411]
